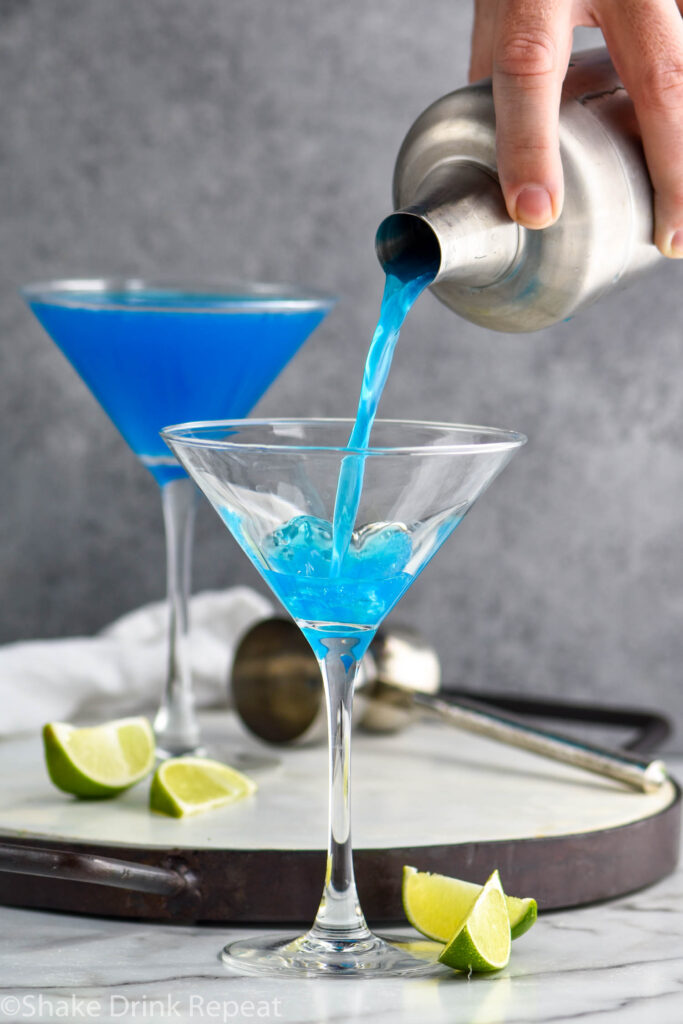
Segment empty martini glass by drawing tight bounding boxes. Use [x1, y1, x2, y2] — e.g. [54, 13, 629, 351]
[162, 417, 526, 978]
[22, 281, 334, 757]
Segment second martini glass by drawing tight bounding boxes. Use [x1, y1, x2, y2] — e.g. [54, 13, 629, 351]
[22, 281, 334, 757]
[163, 417, 525, 978]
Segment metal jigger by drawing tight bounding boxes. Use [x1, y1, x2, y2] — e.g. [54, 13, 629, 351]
[230, 617, 667, 793]
[230, 619, 440, 745]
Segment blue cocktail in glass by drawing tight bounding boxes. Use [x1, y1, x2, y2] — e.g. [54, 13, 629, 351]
[163, 417, 525, 977]
[22, 280, 334, 755]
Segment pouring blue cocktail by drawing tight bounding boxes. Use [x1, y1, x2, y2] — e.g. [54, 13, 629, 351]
[162, 249, 525, 977]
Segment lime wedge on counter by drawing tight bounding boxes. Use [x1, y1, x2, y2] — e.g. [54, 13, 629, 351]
[437, 869, 511, 973]
[403, 865, 537, 941]
[149, 756, 257, 817]
[43, 717, 155, 798]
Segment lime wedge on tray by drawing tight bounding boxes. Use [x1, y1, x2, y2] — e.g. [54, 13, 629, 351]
[150, 756, 257, 817]
[403, 864, 537, 941]
[43, 716, 155, 798]
[437, 869, 511, 973]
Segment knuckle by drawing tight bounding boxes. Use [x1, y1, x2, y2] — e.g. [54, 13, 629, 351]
[495, 31, 557, 79]
[639, 61, 683, 113]
[506, 138, 555, 160]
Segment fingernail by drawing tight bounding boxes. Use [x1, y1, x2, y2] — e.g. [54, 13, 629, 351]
[668, 229, 683, 258]
[514, 186, 554, 229]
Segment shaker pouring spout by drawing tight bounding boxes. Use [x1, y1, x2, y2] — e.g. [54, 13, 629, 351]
[375, 162, 521, 289]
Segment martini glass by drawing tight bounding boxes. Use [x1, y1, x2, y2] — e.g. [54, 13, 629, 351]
[21, 281, 334, 757]
[162, 417, 526, 978]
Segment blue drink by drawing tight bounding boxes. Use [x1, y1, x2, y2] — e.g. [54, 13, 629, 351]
[26, 287, 331, 486]
[263, 515, 415, 658]
[213, 242, 455, 657]
[246, 255, 439, 654]
[23, 279, 334, 757]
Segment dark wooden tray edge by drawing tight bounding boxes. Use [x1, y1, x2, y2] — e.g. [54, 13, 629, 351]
[0, 781, 678, 924]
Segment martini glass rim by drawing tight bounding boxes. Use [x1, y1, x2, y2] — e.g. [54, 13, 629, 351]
[20, 278, 336, 315]
[161, 417, 527, 457]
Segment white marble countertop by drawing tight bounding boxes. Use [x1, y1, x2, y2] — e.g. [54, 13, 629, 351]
[0, 757, 681, 1024]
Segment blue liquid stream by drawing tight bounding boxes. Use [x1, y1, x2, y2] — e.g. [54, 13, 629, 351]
[259, 261, 441, 656]
[330, 266, 435, 574]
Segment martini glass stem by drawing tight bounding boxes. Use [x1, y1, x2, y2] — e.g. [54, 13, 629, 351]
[308, 636, 372, 942]
[153, 477, 201, 757]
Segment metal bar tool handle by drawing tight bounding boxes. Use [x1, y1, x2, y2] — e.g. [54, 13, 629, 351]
[415, 693, 668, 793]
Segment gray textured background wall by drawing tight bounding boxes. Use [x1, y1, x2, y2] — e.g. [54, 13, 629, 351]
[2, 1, 682, 748]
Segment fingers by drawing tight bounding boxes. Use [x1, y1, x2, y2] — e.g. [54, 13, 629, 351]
[470, 0, 498, 82]
[491, 0, 574, 229]
[597, 0, 683, 258]
[469, 0, 683, 252]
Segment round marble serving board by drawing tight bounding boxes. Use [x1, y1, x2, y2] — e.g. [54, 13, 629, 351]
[0, 710, 678, 922]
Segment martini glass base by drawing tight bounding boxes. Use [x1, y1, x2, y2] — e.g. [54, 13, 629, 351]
[220, 930, 443, 979]
[154, 744, 206, 760]
[153, 703, 205, 760]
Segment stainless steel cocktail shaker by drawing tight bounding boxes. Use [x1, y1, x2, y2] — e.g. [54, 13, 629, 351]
[376, 48, 664, 333]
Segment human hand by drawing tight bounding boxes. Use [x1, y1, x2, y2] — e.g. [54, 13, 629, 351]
[470, 0, 683, 257]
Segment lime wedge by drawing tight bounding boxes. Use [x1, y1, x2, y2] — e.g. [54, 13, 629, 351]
[150, 757, 257, 817]
[437, 869, 511, 973]
[43, 717, 155, 798]
[403, 865, 537, 941]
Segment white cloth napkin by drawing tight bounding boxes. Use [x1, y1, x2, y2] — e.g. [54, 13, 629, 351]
[0, 587, 273, 736]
